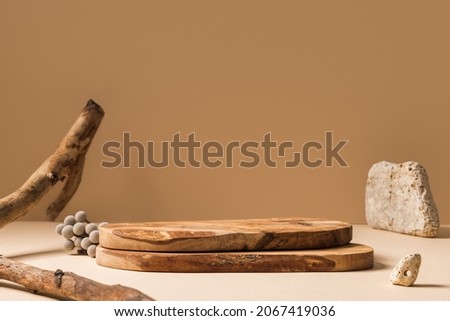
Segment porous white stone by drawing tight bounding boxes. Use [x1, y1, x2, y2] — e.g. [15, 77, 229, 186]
[365, 161, 439, 237]
[390, 253, 421, 286]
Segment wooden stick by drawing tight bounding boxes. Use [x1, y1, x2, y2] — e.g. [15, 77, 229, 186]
[0, 256, 153, 300]
[0, 100, 104, 227]
[0, 101, 155, 300]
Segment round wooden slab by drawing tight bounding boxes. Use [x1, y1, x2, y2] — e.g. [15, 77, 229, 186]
[96, 243, 373, 272]
[99, 217, 352, 252]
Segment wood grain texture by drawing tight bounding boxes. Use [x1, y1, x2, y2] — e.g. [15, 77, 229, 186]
[99, 217, 352, 252]
[96, 243, 373, 272]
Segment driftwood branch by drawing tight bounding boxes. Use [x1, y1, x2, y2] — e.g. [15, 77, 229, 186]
[0, 256, 153, 300]
[0, 100, 155, 300]
[0, 99, 104, 227]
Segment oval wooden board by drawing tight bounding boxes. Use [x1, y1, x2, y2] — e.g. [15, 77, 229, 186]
[99, 217, 352, 252]
[96, 243, 373, 272]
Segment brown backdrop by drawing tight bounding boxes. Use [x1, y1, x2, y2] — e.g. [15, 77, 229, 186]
[1, 0, 448, 224]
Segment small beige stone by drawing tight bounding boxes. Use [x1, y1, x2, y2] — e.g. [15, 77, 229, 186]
[390, 253, 421, 286]
[365, 161, 439, 237]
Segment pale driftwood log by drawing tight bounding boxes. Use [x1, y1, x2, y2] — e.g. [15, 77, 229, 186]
[0, 99, 104, 228]
[0, 256, 153, 300]
[0, 100, 153, 300]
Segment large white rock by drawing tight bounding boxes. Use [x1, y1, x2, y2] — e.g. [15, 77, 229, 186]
[365, 161, 439, 237]
[390, 253, 421, 286]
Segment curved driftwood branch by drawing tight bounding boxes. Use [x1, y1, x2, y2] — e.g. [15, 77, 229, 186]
[0, 99, 104, 227]
[0, 101, 155, 300]
[0, 256, 153, 301]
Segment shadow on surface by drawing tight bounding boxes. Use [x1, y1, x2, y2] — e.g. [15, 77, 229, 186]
[352, 261, 385, 272]
[370, 261, 385, 271]
[436, 226, 450, 238]
[413, 283, 449, 288]
[9, 249, 64, 260]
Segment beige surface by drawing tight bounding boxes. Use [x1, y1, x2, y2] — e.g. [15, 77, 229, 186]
[1, 0, 450, 225]
[1, 221, 449, 301]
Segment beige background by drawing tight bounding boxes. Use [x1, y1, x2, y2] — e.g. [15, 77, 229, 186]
[0, 0, 448, 225]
